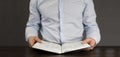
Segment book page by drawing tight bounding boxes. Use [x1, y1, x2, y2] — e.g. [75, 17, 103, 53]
[62, 41, 90, 53]
[32, 40, 62, 54]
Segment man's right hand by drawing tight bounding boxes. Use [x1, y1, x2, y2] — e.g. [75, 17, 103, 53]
[28, 36, 41, 47]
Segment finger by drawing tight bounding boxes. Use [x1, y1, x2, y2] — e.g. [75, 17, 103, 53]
[89, 41, 95, 50]
[83, 47, 93, 51]
[82, 40, 87, 44]
[83, 48, 91, 51]
[82, 39, 90, 44]
[89, 40, 96, 47]
[29, 39, 35, 47]
[35, 37, 41, 43]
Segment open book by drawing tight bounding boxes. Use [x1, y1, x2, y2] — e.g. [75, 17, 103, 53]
[32, 40, 90, 54]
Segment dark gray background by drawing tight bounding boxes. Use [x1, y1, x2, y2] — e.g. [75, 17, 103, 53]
[0, 0, 120, 46]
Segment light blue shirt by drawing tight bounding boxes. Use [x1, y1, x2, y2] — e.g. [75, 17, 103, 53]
[25, 0, 101, 44]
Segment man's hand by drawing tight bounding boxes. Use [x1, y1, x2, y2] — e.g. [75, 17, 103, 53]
[28, 36, 41, 47]
[82, 38, 96, 51]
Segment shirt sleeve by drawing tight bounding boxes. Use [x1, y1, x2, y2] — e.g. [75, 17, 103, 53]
[83, 0, 101, 44]
[25, 0, 41, 41]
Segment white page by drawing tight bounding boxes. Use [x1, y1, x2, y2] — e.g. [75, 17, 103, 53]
[62, 41, 90, 53]
[32, 40, 62, 54]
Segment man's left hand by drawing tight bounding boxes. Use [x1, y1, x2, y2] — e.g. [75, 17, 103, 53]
[82, 37, 96, 51]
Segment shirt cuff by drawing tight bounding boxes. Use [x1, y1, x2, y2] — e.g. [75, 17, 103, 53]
[86, 35, 101, 45]
[25, 27, 38, 42]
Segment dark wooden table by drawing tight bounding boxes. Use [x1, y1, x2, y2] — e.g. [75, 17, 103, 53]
[0, 46, 120, 57]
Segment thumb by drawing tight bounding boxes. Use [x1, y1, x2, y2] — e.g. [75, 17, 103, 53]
[35, 37, 41, 43]
[81, 39, 89, 44]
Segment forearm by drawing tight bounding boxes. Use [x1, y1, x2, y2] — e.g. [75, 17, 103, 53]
[85, 23, 101, 44]
[25, 0, 41, 41]
[83, 0, 101, 44]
